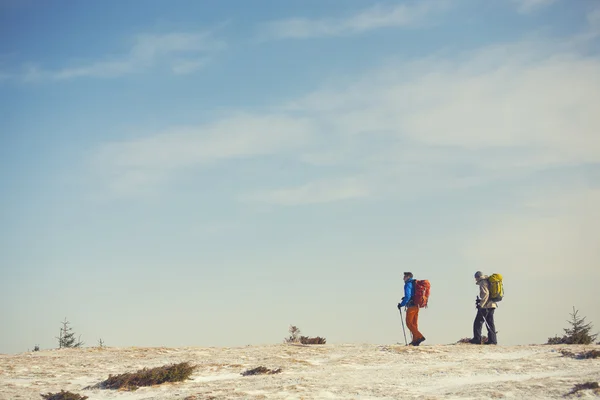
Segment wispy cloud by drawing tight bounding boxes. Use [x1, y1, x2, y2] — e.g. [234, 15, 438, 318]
[92, 14, 600, 203]
[243, 177, 370, 206]
[288, 37, 600, 169]
[18, 32, 224, 81]
[171, 58, 208, 75]
[276, 30, 599, 202]
[511, 0, 558, 14]
[93, 113, 317, 196]
[261, 1, 450, 40]
[52, 60, 134, 80]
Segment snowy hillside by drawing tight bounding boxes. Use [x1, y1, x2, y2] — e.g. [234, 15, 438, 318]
[1, 343, 599, 399]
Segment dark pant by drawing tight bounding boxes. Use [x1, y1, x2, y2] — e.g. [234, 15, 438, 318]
[473, 308, 497, 344]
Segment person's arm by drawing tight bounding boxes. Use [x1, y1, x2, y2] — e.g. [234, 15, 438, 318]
[399, 281, 413, 307]
[479, 281, 490, 308]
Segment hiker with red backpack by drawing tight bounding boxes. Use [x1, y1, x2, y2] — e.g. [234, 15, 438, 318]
[397, 272, 429, 346]
[470, 271, 502, 345]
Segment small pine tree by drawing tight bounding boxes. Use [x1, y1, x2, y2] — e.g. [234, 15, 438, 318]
[547, 307, 598, 345]
[56, 318, 84, 349]
[564, 307, 598, 344]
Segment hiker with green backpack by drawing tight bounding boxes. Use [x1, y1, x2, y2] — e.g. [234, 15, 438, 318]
[470, 271, 503, 345]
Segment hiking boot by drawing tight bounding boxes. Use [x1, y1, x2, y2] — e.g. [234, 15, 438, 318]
[414, 337, 426, 346]
[484, 341, 497, 345]
[469, 338, 482, 344]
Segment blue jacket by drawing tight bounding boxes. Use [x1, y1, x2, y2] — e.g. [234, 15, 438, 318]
[399, 278, 415, 307]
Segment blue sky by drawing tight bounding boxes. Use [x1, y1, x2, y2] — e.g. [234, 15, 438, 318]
[1, 0, 599, 354]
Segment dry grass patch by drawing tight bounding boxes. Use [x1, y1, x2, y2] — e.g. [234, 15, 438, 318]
[89, 361, 196, 391]
[241, 366, 282, 376]
[41, 390, 88, 400]
[560, 349, 600, 359]
[565, 382, 599, 396]
[456, 336, 488, 344]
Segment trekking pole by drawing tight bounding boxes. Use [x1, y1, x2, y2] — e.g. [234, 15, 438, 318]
[481, 313, 498, 334]
[398, 308, 408, 346]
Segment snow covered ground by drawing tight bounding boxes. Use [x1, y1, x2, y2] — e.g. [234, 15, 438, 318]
[1, 343, 599, 399]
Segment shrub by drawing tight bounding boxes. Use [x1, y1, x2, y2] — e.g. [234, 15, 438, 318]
[284, 325, 326, 344]
[40, 390, 88, 400]
[285, 325, 301, 343]
[300, 336, 326, 345]
[547, 336, 565, 345]
[241, 366, 282, 376]
[546, 307, 598, 345]
[92, 362, 196, 391]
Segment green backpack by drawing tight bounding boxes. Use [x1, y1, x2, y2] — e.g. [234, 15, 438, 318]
[488, 273, 504, 302]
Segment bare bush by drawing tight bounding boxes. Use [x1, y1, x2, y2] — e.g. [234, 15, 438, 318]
[300, 336, 326, 345]
[285, 325, 301, 343]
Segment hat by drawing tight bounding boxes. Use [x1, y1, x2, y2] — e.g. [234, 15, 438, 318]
[474, 271, 483, 279]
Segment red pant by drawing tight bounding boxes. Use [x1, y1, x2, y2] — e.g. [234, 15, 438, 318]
[406, 306, 424, 341]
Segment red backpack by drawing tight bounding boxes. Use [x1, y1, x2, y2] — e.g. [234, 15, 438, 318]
[413, 280, 431, 308]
